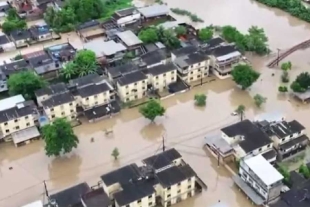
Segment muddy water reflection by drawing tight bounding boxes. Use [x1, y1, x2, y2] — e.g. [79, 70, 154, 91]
[2, 0, 310, 206]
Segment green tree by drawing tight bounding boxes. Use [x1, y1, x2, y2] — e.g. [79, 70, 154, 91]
[62, 61, 77, 80]
[44, 7, 76, 33]
[277, 165, 290, 185]
[281, 71, 290, 83]
[161, 29, 181, 49]
[281, 61, 292, 71]
[111, 147, 120, 160]
[198, 28, 213, 42]
[8, 71, 46, 100]
[299, 164, 310, 179]
[42, 118, 79, 157]
[278, 86, 288, 92]
[174, 26, 187, 36]
[194, 94, 207, 106]
[290, 72, 310, 92]
[138, 28, 159, 43]
[139, 99, 165, 122]
[2, 19, 27, 34]
[235, 105, 245, 121]
[75, 50, 96, 66]
[253, 94, 267, 108]
[231, 64, 260, 89]
[78, 62, 97, 77]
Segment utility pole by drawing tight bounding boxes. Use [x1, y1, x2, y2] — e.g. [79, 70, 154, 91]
[162, 135, 165, 152]
[217, 148, 220, 167]
[276, 48, 280, 66]
[241, 111, 243, 121]
[44, 180, 49, 198]
[200, 70, 203, 86]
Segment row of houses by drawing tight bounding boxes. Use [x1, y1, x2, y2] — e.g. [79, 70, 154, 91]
[0, 23, 57, 52]
[204, 115, 309, 206]
[22, 149, 207, 207]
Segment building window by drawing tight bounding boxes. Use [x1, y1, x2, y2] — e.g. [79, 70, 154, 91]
[126, 205, 129, 207]
[142, 81, 145, 84]
[4, 122, 7, 126]
[134, 83, 137, 86]
[156, 82, 159, 85]
[126, 98, 130, 101]
[126, 85, 129, 89]
[188, 178, 191, 182]
[142, 87, 145, 90]
[25, 116, 29, 119]
[26, 122, 30, 126]
[190, 77, 193, 80]
[267, 144, 271, 148]
[135, 95, 138, 99]
[198, 63, 201, 66]
[167, 194, 171, 198]
[197, 75, 201, 78]
[282, 138, 285, 141]
[51, 108, 54, 112]
[69, 103, 73, 106]
[94, 95, 97, 99]
[148, 195, 152, 198]
[198, 68, 201, 72]
[95, 101, 98, 105]
[156, 76, 159, 79]
[177, 182, 181, 186]
[149, 202, 152, 206]
[190, 71, 193, 74]
[51, 115, 55, 118]
[138, 200, 141, 203]
[70, 109, 74, 112]
[126, 92, 129, 95]
[171, 77, 175, 81]
[71, 116, 75, 119]
[167, 187, 171, 190]
[259, 148, 262, 152]
[5, 129, 9, 133]
[14, 119, 18, 123]
[86, 97, 89, 101]
[163, 74, 166, 77]
[188, 185, 191, 189]
[177, 189, 181, 193]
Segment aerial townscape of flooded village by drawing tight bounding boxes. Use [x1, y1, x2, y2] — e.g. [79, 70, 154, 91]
[2, 0, 310, 206]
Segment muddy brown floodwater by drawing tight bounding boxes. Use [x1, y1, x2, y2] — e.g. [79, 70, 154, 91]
[1, 0, 310, 206]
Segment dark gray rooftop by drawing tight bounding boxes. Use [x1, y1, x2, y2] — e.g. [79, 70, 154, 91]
[84, 101, 120, 120]
[156, 165, 195, 188]
[50, 182, 90, 207]
[35, 83, 68, 97]
[77, 20, 100, 30]
[81, 188, 111, 207]
[270, 120, 305, 138]
[0, 104, 34, 123]
[77, 82, 111, 98]
[10, 30, 31, 41]
[221, 120, 272, 153]
[0, 59, 30, 76]
[148, 62, 177, 76]
[172, 45, 197, 57]
[117, 70, 147, 86]
[140, 49, 167, 66]
[175, 53, 207, 68]
[29, 25, 51, 37]
[142, 148, 182, 170]
[212, 45, 238, 57]
[24, 50, 54, 68]
[68, 74, 100, 88]
[101, 164, 141, 186]
[107, 62, 139, 79]
[115, 7, 136, 18]
[0, 34, 10, 45]
[42, 92, 74, 108]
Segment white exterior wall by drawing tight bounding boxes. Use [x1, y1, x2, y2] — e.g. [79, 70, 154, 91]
[177, 60, 210, 83]
[77, 91, 112, 110]
[116, 193, 156, 207]
[44, 101, 77, 121]
[149, 70, 177, 92]
[1, 42, 15, 51]
[0, 113, 35, 137]
[37, 94, 50, 107]
[117, 13, 141, 26]
[117, 79, 147, 102]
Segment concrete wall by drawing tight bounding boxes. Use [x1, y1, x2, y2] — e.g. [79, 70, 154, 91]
[117, 79, 148, 102]
[0, 112, 36, 136]
[77, 91, 112, 110]
[44, 100, 77, 121]
[149, 70, 177, 92]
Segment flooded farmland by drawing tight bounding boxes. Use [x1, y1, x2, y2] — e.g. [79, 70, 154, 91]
[1, 0, 310, 206]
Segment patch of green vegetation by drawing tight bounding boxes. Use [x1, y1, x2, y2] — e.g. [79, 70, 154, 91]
[101, 0, 133, 20]
[170, 8, 204, 23]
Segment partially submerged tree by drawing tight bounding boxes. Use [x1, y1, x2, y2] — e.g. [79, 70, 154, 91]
[253, 94, 267, 108]
[2, 9, 27, 34]
[281, 71, 290, 83]
[194, 94, 207, 106]
[42, 118, 79, 157]
[111, 147, 120, 160]
[198, 28, 213, 42]
[278, 86, 288, 93]
[8, 71, 46, 100]
[290, 72, 310, 92]
[231, 64, 260, 89]
[139, 99, 165, 122]
[235, 105, 245, 121]
[281, 61, 292, 71]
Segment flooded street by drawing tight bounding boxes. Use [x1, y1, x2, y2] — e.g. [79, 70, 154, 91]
[1, 0, 310, 206]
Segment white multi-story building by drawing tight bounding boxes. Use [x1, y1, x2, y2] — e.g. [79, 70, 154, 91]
[147, 63, 177, 92]
[239, 155, 283, 203]
[221, 119, 277, 163]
